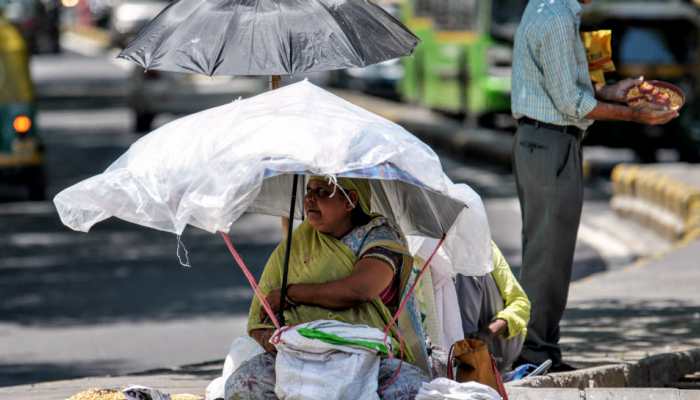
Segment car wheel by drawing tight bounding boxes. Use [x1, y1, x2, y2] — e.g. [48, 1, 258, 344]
[678, 145, 700, 163]
[135, 112, 156, 133]
[635, 146, 657, 163]
[26, 168, 47, 201]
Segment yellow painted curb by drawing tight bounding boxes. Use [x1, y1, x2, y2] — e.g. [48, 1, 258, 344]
[611, 163, 700, 243]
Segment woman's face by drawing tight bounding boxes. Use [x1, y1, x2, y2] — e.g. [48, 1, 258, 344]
[304, 180, 356, 235]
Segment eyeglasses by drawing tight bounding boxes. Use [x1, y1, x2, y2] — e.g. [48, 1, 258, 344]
[305, 186, 335, 200]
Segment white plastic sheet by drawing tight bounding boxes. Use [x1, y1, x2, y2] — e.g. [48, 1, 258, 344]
[54, 81, 491, 275]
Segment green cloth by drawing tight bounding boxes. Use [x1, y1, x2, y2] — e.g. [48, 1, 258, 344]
[297, 327, 390, 355]
[491, 242, 531, 339]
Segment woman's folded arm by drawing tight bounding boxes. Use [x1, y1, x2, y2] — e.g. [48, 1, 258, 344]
[287, 257, 394, 310]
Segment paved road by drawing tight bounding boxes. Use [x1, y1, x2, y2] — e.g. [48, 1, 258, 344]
[0, 49, 659, 387]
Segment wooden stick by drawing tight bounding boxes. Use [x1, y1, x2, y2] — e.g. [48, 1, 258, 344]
[270, 75, 281, 90]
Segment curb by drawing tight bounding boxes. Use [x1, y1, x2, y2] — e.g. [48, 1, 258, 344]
[508, 347, 700, 389]
[611, 163, 700, 242]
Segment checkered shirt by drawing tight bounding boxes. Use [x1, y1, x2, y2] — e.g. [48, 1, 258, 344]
[511, 0, 598, 131]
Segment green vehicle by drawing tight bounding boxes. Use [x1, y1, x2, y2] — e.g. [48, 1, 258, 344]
[400, 0, 527, 126]
[0, 12, 45, 199]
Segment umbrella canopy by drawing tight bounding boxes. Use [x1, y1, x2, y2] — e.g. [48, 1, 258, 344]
[54, 81, 491, 276]
[117, 0, 419, 76]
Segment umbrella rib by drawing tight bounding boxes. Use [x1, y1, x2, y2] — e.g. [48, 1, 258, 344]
[313, 0, 364, 67]
[210, 1, 239, 76]
[244, 0, 261, 74]
[277, 0, 293, 74]
[145, 0, 211, 71]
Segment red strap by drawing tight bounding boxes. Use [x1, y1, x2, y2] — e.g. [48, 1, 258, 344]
[378, 235, 445, 395]
[383, 234, 446, 339]
[220, 231, 281, 330]
[491, 355, 509, 400]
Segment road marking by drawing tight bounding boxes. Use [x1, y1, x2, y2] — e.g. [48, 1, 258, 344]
[577, 222, 636, 267]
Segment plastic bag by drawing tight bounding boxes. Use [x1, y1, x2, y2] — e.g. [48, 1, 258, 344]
[582, 30, 615, 85]
[206, 336, 264, 400]
[415, 378, 501, 400]
[274, 320, 387, 400]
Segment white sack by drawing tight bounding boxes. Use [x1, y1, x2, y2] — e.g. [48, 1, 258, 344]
[274, 320, 386, 400]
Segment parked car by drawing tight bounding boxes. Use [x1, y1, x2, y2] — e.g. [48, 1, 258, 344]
[329, 1, 405, 100]
[109, 0, 168, 48]
[1, 0, 60, 54]
[127, 68, 268, 132]
[0, 15, 45, 199]
[331, 58, 404, 100]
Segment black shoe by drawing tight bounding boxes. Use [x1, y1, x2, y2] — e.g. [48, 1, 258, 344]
[549, 361, 577, 373]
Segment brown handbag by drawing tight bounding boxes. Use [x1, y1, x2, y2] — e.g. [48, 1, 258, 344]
[447, 338, 508, 399]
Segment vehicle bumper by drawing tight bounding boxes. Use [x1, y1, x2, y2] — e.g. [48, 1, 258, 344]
[129, 77, 267, 115]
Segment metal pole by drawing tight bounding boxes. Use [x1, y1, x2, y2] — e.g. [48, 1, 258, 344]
[279, 173, 299, 326]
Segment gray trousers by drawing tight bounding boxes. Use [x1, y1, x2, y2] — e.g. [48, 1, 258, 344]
[512, 123, 583, 366]
[455, 273, 525, 372]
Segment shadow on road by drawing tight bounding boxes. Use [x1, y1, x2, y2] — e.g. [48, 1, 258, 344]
[561, 298, 700, 367]
[0, 360, 128, 387]
[1, 216, 278, 326]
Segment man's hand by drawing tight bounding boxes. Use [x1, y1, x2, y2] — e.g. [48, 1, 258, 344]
[250, 328, 277, 354]
[633, 108, 679, 125]
[598, 77, 643, 103]
[488, 319, 508, 337]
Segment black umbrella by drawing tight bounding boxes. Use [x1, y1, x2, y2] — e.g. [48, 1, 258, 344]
[117, 0, 419, 327]
[117, 0, 419, 76]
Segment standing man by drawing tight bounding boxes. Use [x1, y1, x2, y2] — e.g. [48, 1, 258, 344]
[511, 0, 677, 372]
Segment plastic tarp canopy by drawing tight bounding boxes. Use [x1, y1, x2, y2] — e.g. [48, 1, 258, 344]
[54, 80, 492, 276]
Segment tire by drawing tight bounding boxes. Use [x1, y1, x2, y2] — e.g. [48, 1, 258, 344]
[26, 168, 47, 201]
[678, 145, 700, 163]
[134, 112, 156, 133]
[635, 146, 657, 163]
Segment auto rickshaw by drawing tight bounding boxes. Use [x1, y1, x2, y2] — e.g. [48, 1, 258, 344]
[0, 11, 45, 199]
[582, 0, 700, 162]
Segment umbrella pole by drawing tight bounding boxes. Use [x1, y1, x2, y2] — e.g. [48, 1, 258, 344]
[270, 75, 281, 90]
[279, 173, 299, 326]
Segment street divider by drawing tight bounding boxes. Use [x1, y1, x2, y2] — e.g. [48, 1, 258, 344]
[62, 24, 112, 50]
[611, 163, 700, 242]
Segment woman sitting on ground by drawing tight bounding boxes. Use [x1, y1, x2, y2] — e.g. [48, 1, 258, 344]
[225, 177, 428, 400]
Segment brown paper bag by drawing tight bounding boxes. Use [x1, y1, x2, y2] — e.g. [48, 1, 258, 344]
[448, 338, 508, 399]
